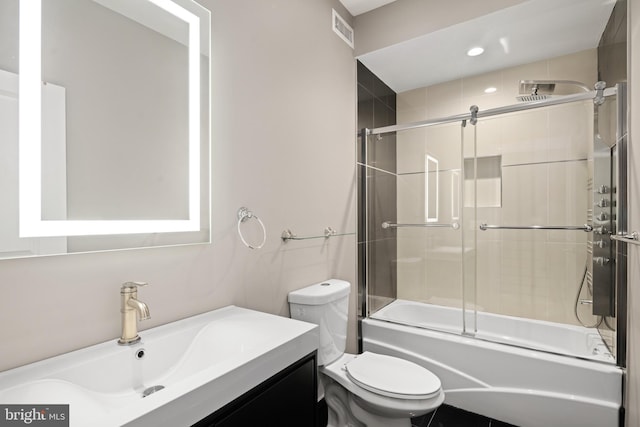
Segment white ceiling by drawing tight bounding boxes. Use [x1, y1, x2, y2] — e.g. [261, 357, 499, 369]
[339, 0, 397, 16]
[350, 0, 616, 93]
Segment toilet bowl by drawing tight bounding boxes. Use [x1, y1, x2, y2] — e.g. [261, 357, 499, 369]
[288, 279, 444, 427]
[322, 352, 443, 426]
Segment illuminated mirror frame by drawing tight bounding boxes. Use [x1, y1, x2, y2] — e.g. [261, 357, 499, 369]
[451, 170, 459, 221]
[18, 0, 201, 237]
[425, 154, 439, 222]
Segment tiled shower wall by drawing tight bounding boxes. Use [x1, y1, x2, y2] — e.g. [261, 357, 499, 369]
[357, 61, 397, 314]
[396, 49, 601, 325]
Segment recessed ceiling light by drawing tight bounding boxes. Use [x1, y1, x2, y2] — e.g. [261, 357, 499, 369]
[484, 87, 497, 94]
[467, 47, 484, 57]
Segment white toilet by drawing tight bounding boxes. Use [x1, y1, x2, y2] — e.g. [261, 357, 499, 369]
[288, 279, 444, 427]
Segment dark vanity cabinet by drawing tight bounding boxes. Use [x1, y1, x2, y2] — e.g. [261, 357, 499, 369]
[192, 352, 317, 427]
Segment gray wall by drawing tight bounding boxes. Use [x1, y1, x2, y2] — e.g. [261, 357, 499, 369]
[0, 0, 357, 371]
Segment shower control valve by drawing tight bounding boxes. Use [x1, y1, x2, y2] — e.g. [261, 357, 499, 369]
[596, 198, 609, 208]
[596, 212, 608, 221]
[594, 240, 606, 249]
[595, 185, 609, 194]
[594, 226, 608, 235]
[594, 257, 610, 266]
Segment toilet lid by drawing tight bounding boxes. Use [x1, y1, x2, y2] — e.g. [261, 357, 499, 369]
[345, 352, 441, 400]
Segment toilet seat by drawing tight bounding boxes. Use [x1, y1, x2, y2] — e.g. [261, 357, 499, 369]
[345, 352, 441, 400]
[321, 352, 445, 422]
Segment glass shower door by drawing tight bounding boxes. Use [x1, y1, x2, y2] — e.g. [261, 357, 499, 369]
[361, 83, 624, 365]
[364, 120, 473, 336]
[469, 95, 618, 363]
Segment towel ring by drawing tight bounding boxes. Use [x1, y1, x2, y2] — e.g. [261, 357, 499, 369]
[237, 207, 267, 250]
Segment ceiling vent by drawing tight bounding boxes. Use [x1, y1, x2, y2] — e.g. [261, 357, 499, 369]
[332, 9, 354, 49]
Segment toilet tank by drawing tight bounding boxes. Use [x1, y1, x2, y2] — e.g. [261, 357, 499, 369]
[288, 279, 350, 366]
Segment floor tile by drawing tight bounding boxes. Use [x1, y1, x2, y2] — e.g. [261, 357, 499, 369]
[490, 420, 520, 427]
[411, 410, 436, 427]
[406, 404, 522, 427]
[428, 405, 491, 427]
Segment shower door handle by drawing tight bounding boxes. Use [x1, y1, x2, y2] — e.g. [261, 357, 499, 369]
[610, 232, 640, 246]
[382, 221, 460, 230]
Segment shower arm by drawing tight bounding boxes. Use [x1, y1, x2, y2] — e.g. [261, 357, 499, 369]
[521, 79, 591, 93]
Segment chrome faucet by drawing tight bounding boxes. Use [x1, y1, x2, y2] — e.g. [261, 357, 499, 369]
[118, 281, 150, 345]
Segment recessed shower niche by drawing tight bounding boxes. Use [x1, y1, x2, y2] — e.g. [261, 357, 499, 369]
[464, 155, 502, 208]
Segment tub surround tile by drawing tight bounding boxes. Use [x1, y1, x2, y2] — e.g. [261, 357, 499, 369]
[425, 79, 465, 120]
[395, 124, 462, 174]
[395, 47, 599, 326]
[396, 49, 596, 324]
[546, 103, 591, 162]
[499, 110, 549, 166]
[398, 87, 428, 112]
[358, 61, 398, 315]
[546, 49, 598, 94]
[474, 118, 504, 159]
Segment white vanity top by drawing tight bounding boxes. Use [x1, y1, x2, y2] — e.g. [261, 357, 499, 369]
[0, 306, 318, 426]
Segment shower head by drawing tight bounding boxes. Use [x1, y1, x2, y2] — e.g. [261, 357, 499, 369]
[516, 80, 591, 102]
[516, 81, 555, 102]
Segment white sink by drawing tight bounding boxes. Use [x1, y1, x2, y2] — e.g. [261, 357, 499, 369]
[0, 306, 319, 426]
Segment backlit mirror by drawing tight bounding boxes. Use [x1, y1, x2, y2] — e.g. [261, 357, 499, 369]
[425, 155, 438, 223]
[0, 0, 210, 258]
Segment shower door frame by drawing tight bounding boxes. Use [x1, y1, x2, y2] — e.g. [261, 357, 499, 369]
[357, 83, 626, 368]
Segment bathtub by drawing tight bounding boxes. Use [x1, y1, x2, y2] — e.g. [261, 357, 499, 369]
[362, 299, 622, 427]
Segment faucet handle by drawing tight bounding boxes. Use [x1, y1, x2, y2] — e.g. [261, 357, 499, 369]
[121, 281, 148, 291]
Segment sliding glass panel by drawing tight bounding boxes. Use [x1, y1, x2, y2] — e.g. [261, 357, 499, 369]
[366, 122, 466, 335]
[462, 121, 478, 336]
[471, 98, 615, 363]
[360, 131, 398, 315]
[593, 88, 623, 364]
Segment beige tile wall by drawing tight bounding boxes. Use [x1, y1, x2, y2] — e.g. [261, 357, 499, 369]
[396, 49, 601, 325]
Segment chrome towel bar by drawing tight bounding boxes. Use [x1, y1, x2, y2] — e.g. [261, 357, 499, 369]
[610, 232, 640, 246]
[382, 221, 460, 230]
[281, 227, 355, 242]
[479, 224, 593, 232]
